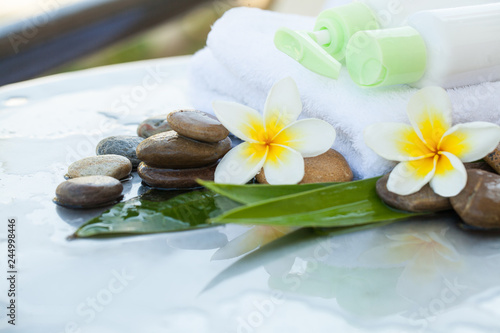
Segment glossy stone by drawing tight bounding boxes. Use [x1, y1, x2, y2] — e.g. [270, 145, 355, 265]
[137, 114, 172, 138]
[376, 174, 452, 213]
[136, 131, 231, 169]
[96, 135, 144, 168]
[256, 149, 353, 184]
[55, 175, 123, 207]
[137, 162, 216, 189]
[67, 155, 132, 180]
[484, 144, 500, 175]
[464, 161, 496, 173]
[167, 109, 229, 143]
[451, 169, 500, 229]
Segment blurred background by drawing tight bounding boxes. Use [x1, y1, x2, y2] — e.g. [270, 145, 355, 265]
[0, 0, 332, 86]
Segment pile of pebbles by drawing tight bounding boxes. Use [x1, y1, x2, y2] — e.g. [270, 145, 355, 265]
[376, 145, 500, 230]
[53, 109, 231, 208]
[136, 110, 231, 189]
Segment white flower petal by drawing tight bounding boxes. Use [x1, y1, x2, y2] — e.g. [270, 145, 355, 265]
[387, 157, 437, 195]
[211, 226, 294, 260]
[212, 100, 263, 142]
[407, 86, 452, 148]
[263, 77, 303, 137]
[364, 123, 434, 161]
[429, 152, 467, 197]
[439, 122, 500, 162]
[263, 145, 304, 185]
[211, 227, 263, 260]
[272, 119, 336, 157]
[214, 142, 268, 184]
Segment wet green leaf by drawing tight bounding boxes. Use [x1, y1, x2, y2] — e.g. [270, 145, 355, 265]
[72, 190, 241, 239]
[210, 178, 422, 227]
[199, 180, 336, 204]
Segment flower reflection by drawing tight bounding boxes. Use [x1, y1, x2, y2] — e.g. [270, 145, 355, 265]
[258, 218, 500, 321]
[212, 226, 297, 260]
[359, 226, 463, 300]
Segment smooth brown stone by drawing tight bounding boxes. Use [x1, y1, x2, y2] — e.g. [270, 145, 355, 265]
[484, 144, 500, 175]
[450, 169, 500, 229]
[376, 174, 452, 213]
[137, 114, 171, 138]
[136, 131, 231, 168]
[167, 109, 229, 143]
[464, 161, 496, 173]
[137, 162, 216, 189]
[55, 176, 123, 207]
[67, 155, 132, 180]
[256, 149, 353, 184]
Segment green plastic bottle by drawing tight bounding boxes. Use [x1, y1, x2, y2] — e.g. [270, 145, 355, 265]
[346, 3, 500, 88]
[274, 0, 499, 79]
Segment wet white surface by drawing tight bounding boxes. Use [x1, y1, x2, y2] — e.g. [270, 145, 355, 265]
[1, 56, 500, 333]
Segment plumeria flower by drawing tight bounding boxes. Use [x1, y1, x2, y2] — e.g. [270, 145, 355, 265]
[212, 77, 336, 184]
[364, 86, 500, 197]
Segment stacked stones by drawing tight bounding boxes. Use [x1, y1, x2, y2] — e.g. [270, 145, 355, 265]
[136, 110, 231, 189]
[377, 145, 500, 230]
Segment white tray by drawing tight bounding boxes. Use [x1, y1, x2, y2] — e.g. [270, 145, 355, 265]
[1, 56, 499, 333]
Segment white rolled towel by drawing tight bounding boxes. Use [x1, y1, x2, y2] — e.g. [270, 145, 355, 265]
[189, 7, 500, 179]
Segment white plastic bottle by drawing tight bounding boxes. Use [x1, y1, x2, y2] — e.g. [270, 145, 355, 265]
[346, 3, 500, 88]
[355, 0, 498, 28]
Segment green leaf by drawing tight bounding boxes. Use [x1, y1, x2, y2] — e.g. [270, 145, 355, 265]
[198, 180, 336, 204]
[72, 190, 241, 239]
[210, 177, 422, 227]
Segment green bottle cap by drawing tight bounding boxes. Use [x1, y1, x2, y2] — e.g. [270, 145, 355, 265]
[346, 27, 427, 87]
[274, 27, 342, 79]
[314, 2, 380, 61]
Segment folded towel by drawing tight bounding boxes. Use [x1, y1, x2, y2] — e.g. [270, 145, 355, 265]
[189, 7, 500, 179]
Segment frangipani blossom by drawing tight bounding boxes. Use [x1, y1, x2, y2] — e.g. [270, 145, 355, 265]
[213, 77, 336, 184]
[364, 87, 500, 197]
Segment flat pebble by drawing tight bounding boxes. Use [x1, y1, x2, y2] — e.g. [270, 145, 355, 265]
[137, 162, 216, 189]
[376, 174, 452, 213]
[67, 155, 132, 180]
[137, 114, 171, 138]
[256, 149, 353, 184]
[136, 131, 231, 169]
[55, 176, 123, 208]
[96, 136, 144, 168]
[451, 169, 500, 230]
[168, 110, 229, 143]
